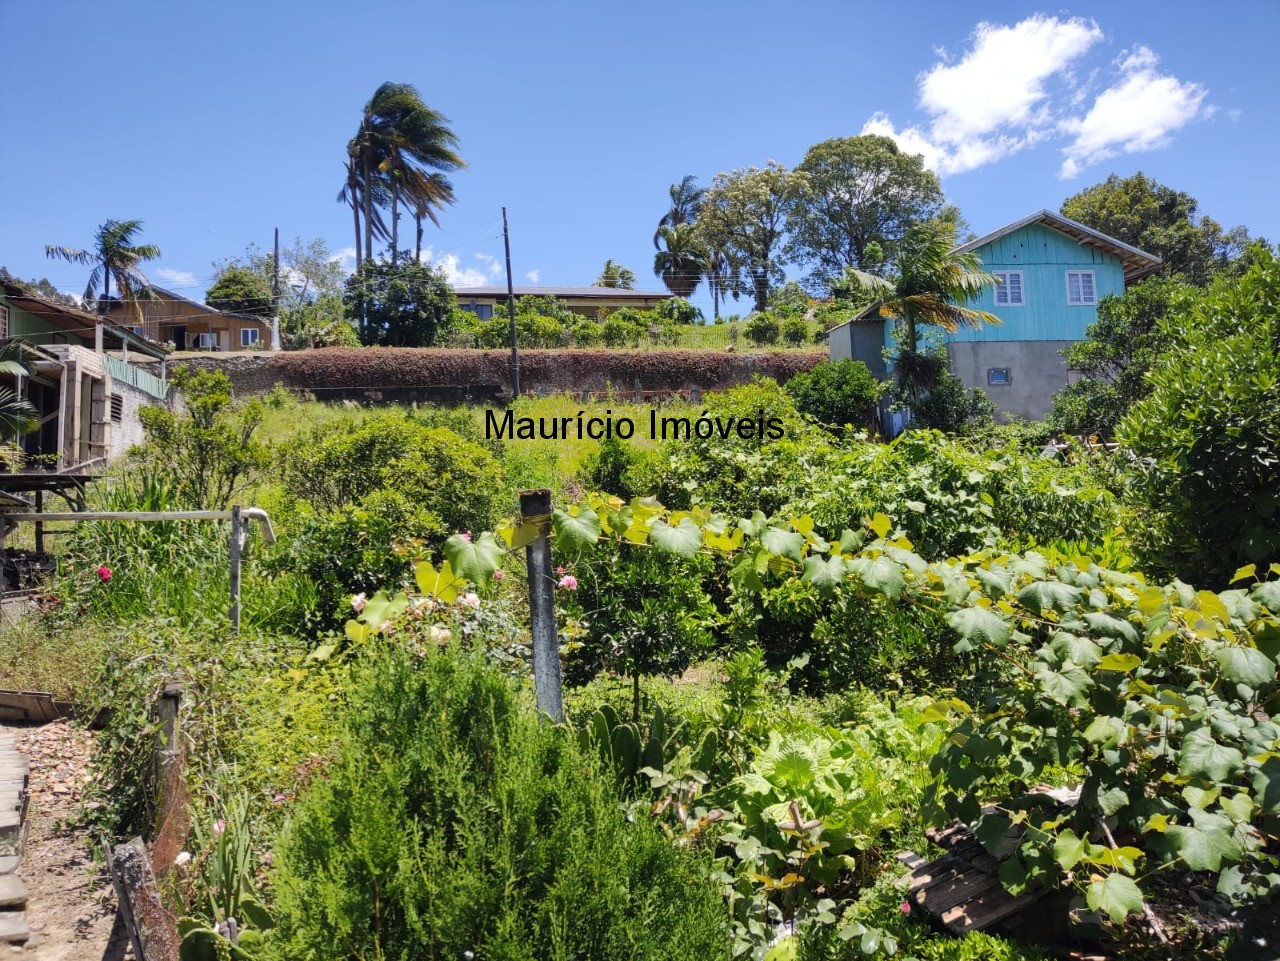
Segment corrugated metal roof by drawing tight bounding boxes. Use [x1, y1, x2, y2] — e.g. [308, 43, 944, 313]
[453, 285, 667, 299]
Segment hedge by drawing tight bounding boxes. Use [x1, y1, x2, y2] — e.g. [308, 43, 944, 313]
[169, 348, 827, 396]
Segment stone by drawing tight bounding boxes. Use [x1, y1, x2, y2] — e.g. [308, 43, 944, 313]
[0, 912, 28, 943]
[0, 877, 25, 909]
[0, 858, 18, 876]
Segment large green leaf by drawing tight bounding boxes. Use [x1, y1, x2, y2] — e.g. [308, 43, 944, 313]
[849, 555, 905, 601]
[1164, 808, 1241, 872]
[947, 607, 1012, 652]
[552, 507, 601, 552]
[1179, 727, 1244, 783]
[1251, 580, 1280, 613]
[1053, 829, 1088, 871]
[1214, 645, 1276, 688]
[650, 517, 703, 558]
[1033, 661, 1092, 707]
[1049, 632, 1102, 669]
[761, 526, 805, 562]
[443, 532, 505, 589]
[801, 555, 847, 598]
[1086, 873, 1144, 923]
[1017, 580, 1083, 615]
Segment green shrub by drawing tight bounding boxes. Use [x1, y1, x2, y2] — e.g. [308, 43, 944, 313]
[655, 297, 702, 325]
[785, 359, 882, 433]
[744, 312, 780, 346]
[267, 645, 730, 960]
[909, 367, 996, 435]
[603, 314, 643, 347]
[781, 316, 810, 346]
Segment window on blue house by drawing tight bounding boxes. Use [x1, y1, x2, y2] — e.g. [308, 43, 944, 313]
[241, 328, 260, 347]
[1066, 270, 1096, 306]
[992, 271, 1024, 306]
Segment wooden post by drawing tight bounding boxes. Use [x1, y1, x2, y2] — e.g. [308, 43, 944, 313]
[33, 491, 43, 556]
[520, 489, 563, 722]
[154, 680, 181, 807]
[106, 836, 180, 961]
[229, 506, 242, 632]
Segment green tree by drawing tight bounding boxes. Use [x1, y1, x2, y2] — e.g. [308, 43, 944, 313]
[213, 237, 347, 341]
[652, 223, 706, 299]
[1061, 172, 1250, 286]
[594, 259, 637, 289]
[340, 82, 464, 270]
[786, 135, 945, 285]
[205, 265, 273, 318]
[784, 359, 882, 433]
[344, 257, 454, 346]
[1118, 245, 1280, 584]
[0, 342, 38, 441]
[652, 174, 705, 246]
[1049, 276, 1187, 436]
[840, 220, 999, 400]
[45, 219, 161, 319]
[696, 162, 803, 311]
[135, 368, 266, 508]
[0, 268, 80, 307]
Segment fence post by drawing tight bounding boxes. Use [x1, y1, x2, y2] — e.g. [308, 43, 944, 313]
[520, 489, 564, 722]
[153, 680, 181, 801]
[228, 505, 242, 632]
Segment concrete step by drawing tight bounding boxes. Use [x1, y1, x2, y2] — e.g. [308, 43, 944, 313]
[0, 910, 29, 943]
[0, 876, 27, 909]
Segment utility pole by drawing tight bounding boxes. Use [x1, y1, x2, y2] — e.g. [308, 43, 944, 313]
[502, 207, 520, 398]
[270, 227, 282, 350]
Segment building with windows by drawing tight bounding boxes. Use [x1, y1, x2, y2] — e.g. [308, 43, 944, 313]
[454, 285, 667, 319]
[828, 210, 1162, 421]
[103, 285, 273, 352]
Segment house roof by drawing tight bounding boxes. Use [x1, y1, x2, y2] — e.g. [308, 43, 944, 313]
[127, 285, 274, 326]
[454, 285, 667, 300]
[0, 281, 169, 359]
[955, 209, 1163, 284]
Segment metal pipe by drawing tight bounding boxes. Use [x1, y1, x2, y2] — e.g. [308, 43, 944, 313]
[1, 508, 277, 544]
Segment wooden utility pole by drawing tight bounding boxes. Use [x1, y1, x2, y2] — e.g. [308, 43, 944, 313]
[502, 207, 520, 398]
[520, 489, 563, 722]
[270, 228, 282, 350]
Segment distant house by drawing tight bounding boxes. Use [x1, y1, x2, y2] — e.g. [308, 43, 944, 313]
[829, 210, 1162, 421]
[454, 285, 667, 319]
[0, 281, 171, 471]
[104, 285, 273, 352]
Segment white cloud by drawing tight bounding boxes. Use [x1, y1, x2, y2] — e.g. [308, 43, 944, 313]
[1058, 46, 1211, 178]
[155, 267, 198, 287]
[418, 247, 492, 286]
[864, 17, 1209, 179]
[525, 270, 540, 283]
[330, 247, 357, 273]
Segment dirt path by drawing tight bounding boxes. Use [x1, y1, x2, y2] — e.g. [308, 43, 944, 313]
[11, 720, 130, 960]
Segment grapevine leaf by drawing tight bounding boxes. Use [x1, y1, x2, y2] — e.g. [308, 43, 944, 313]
[1097, 653, 1141, 673]
[1232, 565, 1257, 584]
[761, 527, 805, 562]
[1033, 661, 1092, 707]
[1086, 874, 1144, 923]
[1252, 580, 1280, 613]
[650, 518, 703, 558]
[850, 555, 905, 601]
[1179, 728, 1244, 783]
[443, 532, 505, 589]
[552, 507, 601, 552]
[1053, 830, 1088, 871]
[868, 512, 892, 539]
[1017, 580, 1083, 615]
[1214, 646, 1276, 688]
[947, 607, 1012, 651]
[1163, 808, 1241, 872]
[801, 555, 847, 598]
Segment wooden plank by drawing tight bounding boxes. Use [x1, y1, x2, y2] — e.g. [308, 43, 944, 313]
[106, 836, 179, 961]
[918, 866, 1002, 915]
[941, 884, 1046, 934]
[906, 853, 968, 894]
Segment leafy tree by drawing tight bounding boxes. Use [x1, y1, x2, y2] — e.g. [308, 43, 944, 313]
[910, 365, 996, 435]
[344, 257, 454, 346]
[654, 297, 701, 325]
[785, 359, 882, 433]
[45, 219, 161, 320]
[205, 265, 273, 318]
[652, 223, 706, 299]
[743, 312, 780, 346]
[0, 268, 80, 307]
[1118, 245, 1280, 584]
[594, 259, 637, 289]
[1061, 172, 1251, 285]
[1049, 276, 1187, 436]
[696, 162, 803, 311]
[786, 135, 945, 285]
[767, 281, 812, 318]
[340, 82, 464, 270]
[840, 220, 998, 400]
[135, 368, 266, 508]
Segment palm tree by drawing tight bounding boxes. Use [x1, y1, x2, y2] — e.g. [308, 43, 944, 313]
[45, 219, 161, 319]
[703, 246, 737, 320]
[594, 259, 637, 289]
[653, 224, 707, 299]
[0, 341, 38, 445]
[342, 83, 464, 268]
[653, 175, 705, 247]
[841, 220, 999, 400]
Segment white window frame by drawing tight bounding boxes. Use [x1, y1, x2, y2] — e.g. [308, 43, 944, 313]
[241, 327, 260, 347]
[992, 270, 1024, 307]
[1065, 270, 1097, 306]
[196, 332, 216, 349]
[0, 304, 8, 339]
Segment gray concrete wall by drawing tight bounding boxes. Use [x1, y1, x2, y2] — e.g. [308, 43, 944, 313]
[947, 340, 1075, 421]
[827, 320, 886, 378]
[106, 381, 158, 459]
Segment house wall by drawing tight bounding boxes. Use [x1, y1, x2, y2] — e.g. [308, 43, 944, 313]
[458, 294, 666, 319]
[106, 296, 268, 351]
[947, 340, 1075, 421]
[107, 380, 157, 458]
[828, 320, 887, 377]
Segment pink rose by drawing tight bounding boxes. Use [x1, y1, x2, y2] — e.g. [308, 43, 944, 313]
[899, 901, 911, 915]
[459, 531, 472, 542]
[96, 566, 112, 583]
[557, 575, 577, 591]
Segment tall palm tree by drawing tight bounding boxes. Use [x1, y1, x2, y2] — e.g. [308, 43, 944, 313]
[45, 219, 161, 319]
[703, 246, 737, 320]
[653, 175, 705, 247]
[594, 259, 637, 289]
[653, 224, 707, 299]
[841, 220, 999, 399]
[0, 342, 38, 443]
[342, 83, 464, 268]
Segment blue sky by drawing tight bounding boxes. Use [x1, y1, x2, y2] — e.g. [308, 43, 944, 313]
[2, 1, 1276, 318]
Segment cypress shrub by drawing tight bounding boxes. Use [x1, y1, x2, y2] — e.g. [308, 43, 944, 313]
[267, 645, 730, 960]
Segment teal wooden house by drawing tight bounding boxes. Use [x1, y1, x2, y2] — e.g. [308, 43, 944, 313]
[829, 210, 1162, 422]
